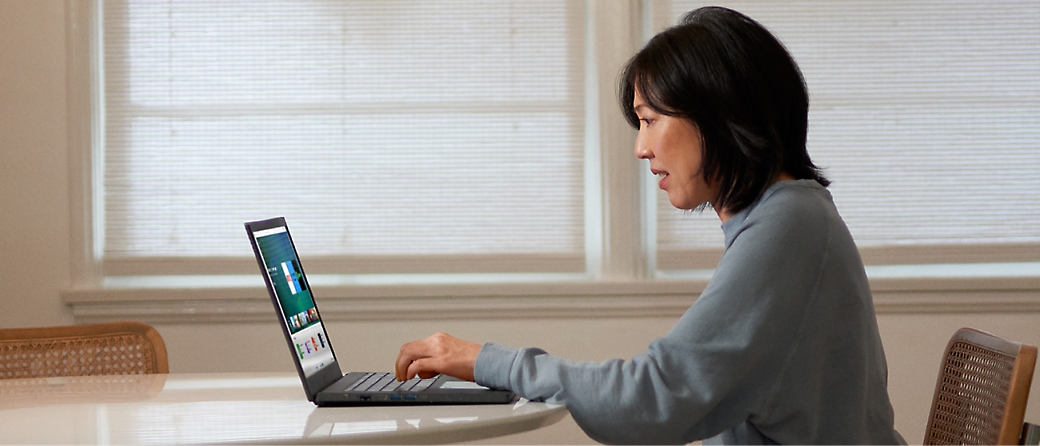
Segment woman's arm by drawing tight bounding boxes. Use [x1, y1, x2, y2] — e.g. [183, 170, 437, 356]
[394, 184, 834, 444]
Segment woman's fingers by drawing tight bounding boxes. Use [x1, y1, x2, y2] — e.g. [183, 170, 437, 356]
[406, 358, 440, 380]
[395, 338, 430, 380]
[395, 332, 480, 382]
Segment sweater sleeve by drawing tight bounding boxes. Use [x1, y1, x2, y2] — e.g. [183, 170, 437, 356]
[473, 185, 835, 444]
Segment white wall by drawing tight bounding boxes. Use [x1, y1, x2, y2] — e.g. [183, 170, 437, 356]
[1, 1, 1038, 444]
[0, 0, 74, 328]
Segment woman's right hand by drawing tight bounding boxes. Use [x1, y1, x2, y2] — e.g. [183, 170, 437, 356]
[395, 332, 481, 382]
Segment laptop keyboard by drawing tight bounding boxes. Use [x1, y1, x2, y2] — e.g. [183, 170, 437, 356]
[348, 372, 437, 393]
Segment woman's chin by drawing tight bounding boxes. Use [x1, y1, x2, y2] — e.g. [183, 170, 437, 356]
[668, 196, 694, 210]
[668, 194, 710, 211]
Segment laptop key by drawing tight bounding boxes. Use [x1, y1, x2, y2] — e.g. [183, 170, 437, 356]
[347, 372, 378, 391]
[396, 378, 421, 392]
[396, 377, 429, 392]
[380, 379, 404, 392]
[366, 374, 397, 392]
[412, 379, 434, 391]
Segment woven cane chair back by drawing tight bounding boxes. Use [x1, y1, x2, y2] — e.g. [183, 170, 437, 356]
[0, 321, 168, 379]
[924, 327, 1037, 445]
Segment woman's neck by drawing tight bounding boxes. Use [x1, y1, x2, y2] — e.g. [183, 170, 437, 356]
[714, 172, 796, 223]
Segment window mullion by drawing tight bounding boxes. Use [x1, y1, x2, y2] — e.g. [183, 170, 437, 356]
[588, 0, 646, 280]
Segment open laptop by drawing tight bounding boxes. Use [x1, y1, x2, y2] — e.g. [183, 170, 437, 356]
[245, 216, 515, 406]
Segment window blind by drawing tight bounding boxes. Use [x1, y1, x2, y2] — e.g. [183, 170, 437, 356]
[101, 0, 586, 275]
[653, 0, 1040, 269]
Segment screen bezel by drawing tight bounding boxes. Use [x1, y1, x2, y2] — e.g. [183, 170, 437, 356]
[245, 217, 343, 401]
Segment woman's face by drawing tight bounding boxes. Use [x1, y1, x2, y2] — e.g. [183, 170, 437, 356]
[632, 90, 719, 211]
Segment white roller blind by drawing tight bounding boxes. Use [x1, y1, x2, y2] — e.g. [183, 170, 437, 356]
[101, 0, 586, 275]
[654, 0, 1040, 269]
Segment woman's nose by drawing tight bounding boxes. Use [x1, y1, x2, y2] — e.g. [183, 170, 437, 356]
[634, 137, 652, 160]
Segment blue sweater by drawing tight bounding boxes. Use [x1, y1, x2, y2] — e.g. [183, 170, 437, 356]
[474, 180, 903, 444]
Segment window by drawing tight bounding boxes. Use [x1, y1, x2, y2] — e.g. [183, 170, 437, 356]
[65, 1, 1040, 321]
[652, 0, 1040, 270]
[99, 0, 587, 277]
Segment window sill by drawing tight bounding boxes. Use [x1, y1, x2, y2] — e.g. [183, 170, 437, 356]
[61, 276, 1040, 324]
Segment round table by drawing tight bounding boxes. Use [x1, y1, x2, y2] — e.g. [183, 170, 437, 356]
[0, 372, 567, 444]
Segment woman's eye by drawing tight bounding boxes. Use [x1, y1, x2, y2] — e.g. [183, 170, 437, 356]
[640, 118, 653, 126]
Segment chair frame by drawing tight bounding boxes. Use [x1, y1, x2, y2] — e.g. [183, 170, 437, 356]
[0, 321, 169, 376]
[924, 327, 1037, 445]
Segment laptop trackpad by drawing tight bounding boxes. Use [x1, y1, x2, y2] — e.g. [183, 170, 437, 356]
[438, 381, 490, 390]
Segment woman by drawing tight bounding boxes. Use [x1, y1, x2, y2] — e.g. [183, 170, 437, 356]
[396, 7, 903, 444]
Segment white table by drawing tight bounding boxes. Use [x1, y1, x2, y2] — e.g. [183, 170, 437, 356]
[0, 372, 567, 444]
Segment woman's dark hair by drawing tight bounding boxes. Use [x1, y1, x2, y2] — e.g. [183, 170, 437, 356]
[618, 6, 829, 213]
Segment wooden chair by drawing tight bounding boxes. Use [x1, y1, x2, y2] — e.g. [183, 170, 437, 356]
[0, 321, 168, 379]
[924, 327, 1037, 445]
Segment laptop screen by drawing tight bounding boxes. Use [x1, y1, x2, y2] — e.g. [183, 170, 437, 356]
[251, 224, 336, 377]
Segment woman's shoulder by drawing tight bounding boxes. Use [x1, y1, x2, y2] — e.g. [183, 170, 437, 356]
[762, 178, 830, 205]
[722, 179, 839, 249]
[746, 179, 835, 226]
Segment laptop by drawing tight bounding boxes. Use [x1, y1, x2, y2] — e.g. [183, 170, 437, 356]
[245, 216, 516, 406]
